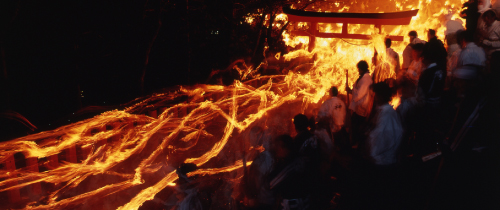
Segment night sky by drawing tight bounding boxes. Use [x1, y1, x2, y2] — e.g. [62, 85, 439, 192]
[1, 0, 244, 141]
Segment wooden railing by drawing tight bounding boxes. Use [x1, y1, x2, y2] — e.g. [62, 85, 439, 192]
[0, 79, 267, 205]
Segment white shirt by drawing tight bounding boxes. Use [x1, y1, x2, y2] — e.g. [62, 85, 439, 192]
[454, 42, 486, 79]
[481, 20, 500, 55]
[386, 47, 401, 74]
[349, 73, 373, 117]
[367, 103, 403, 165]
[406, 57, 424, 83]
[402, 38, 426, 69]
[317, 96, 346, 132]
[479, 0, 491, 13]
[447, 47, 462, 77]
[314, 129, 334, 161]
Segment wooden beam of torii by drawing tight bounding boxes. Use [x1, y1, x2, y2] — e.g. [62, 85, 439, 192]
[283, 7, 419, 51]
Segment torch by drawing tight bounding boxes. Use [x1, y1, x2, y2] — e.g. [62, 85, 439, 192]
[345, 69, 350, 108]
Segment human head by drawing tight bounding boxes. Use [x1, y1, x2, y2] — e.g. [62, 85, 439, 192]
[371, 82, 392, 105]
[274, 134, 294, 159]
[421, 41, 440, 65]
[176, 163, 198, 190]
[357, 60, 369, 75]
[427, 29, 436, 41]
[293, 114, 309, 132]
[408, 30, 417, 42]
[410, 43, 424, 59]
[456, 29, 474, 48]
[482, 9, 497, 27]
[398, 79, 416, 98]
[385, 38, 392, 48]
[330, 86, 339, 97]
[248, 126, 264, 147]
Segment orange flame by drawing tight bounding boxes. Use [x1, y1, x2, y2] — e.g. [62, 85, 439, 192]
[0, 0, 466, 209]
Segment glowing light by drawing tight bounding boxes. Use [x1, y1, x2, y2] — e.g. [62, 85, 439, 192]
[0, 0, 468, 209]
[245, 16, 255, 24]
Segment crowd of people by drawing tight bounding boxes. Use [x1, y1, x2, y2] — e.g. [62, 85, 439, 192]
[234, 11, 498, 210]
[167, 5, 500, 210]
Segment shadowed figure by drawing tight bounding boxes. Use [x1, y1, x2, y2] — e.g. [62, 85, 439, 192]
[346, 60, 374, 148]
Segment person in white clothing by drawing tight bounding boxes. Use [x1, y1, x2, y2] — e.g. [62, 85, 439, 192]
[447, 29, 463, 88]
[479, 9, 500, 75]
[402, 31, 426, 71]
[347, 60, 374, 146]
[360, 82, 403, 210]
[405, 43, 425, 85]
[366, 82, 403, 166]
[453, 30, 486, 97]
[385, 38, 401, 77]
[478, 0, 491, 13]
[372, 38, 401, 83]
[317, 86, 346, 133]
[348, 61, 374, 118]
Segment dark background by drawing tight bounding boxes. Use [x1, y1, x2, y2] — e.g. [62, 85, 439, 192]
[0, 0, 320, 141]
[0, 0, 264, 141]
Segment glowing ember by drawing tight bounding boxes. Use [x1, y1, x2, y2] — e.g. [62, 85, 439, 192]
[0, 0, 466, 209]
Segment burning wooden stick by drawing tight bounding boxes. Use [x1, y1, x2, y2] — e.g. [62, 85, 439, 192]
[345, 69, 350, 108]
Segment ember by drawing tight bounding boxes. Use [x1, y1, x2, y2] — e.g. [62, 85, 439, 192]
[1, 0, 490, 209]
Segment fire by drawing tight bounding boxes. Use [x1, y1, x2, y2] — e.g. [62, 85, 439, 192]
[0, 0, 466, 209]
[390, 92, 403, 109]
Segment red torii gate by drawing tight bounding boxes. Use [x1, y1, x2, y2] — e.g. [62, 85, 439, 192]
[283, 7, 419, 51]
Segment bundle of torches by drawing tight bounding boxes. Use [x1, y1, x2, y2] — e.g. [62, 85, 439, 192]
[0, 0, 470, 209]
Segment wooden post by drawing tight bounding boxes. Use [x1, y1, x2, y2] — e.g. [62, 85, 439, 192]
[178, 106, 188, 118]
[95, 139, 106, 152]
[93, 126, 108, 151]
[79, 145, 92, 162]
[213, 92, 224, 101]
[159, 107, 168, 117]
[65, 146, 77, 163]
[252, 79, 261, 88]
[186, 104, 197, 116]
[171, 107, 179, 118]
[308, 22, 318, 52]
[25, 157, 42, 195]
[342, 22, 348, 35]
[3, 155, 21, 203]
[47, 154, 59, 169]
[148, 109, 158, 118]
[106, 122, 121, 144]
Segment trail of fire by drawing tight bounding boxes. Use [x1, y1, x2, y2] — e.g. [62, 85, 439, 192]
[0, 0, 467, 209]
[117, 160, 252, 210]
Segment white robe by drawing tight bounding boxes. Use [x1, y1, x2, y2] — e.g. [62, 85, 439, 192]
[386, 47, 401, 75]
[367, 103, 403, 165]
[349, 73, 373, 117]
[314, 128, 334, 161]
[454, 42, 486, 79]
[447, 48, 462, 77]
[480, 20, 500, 55]
[406, 58, 424, 83]
[402, 38, 426, 69]
[317, 96, 346, 132]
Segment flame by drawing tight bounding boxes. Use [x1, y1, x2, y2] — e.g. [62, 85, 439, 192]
[0, 0, 466, 209]
[390, 92, 403, 109]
